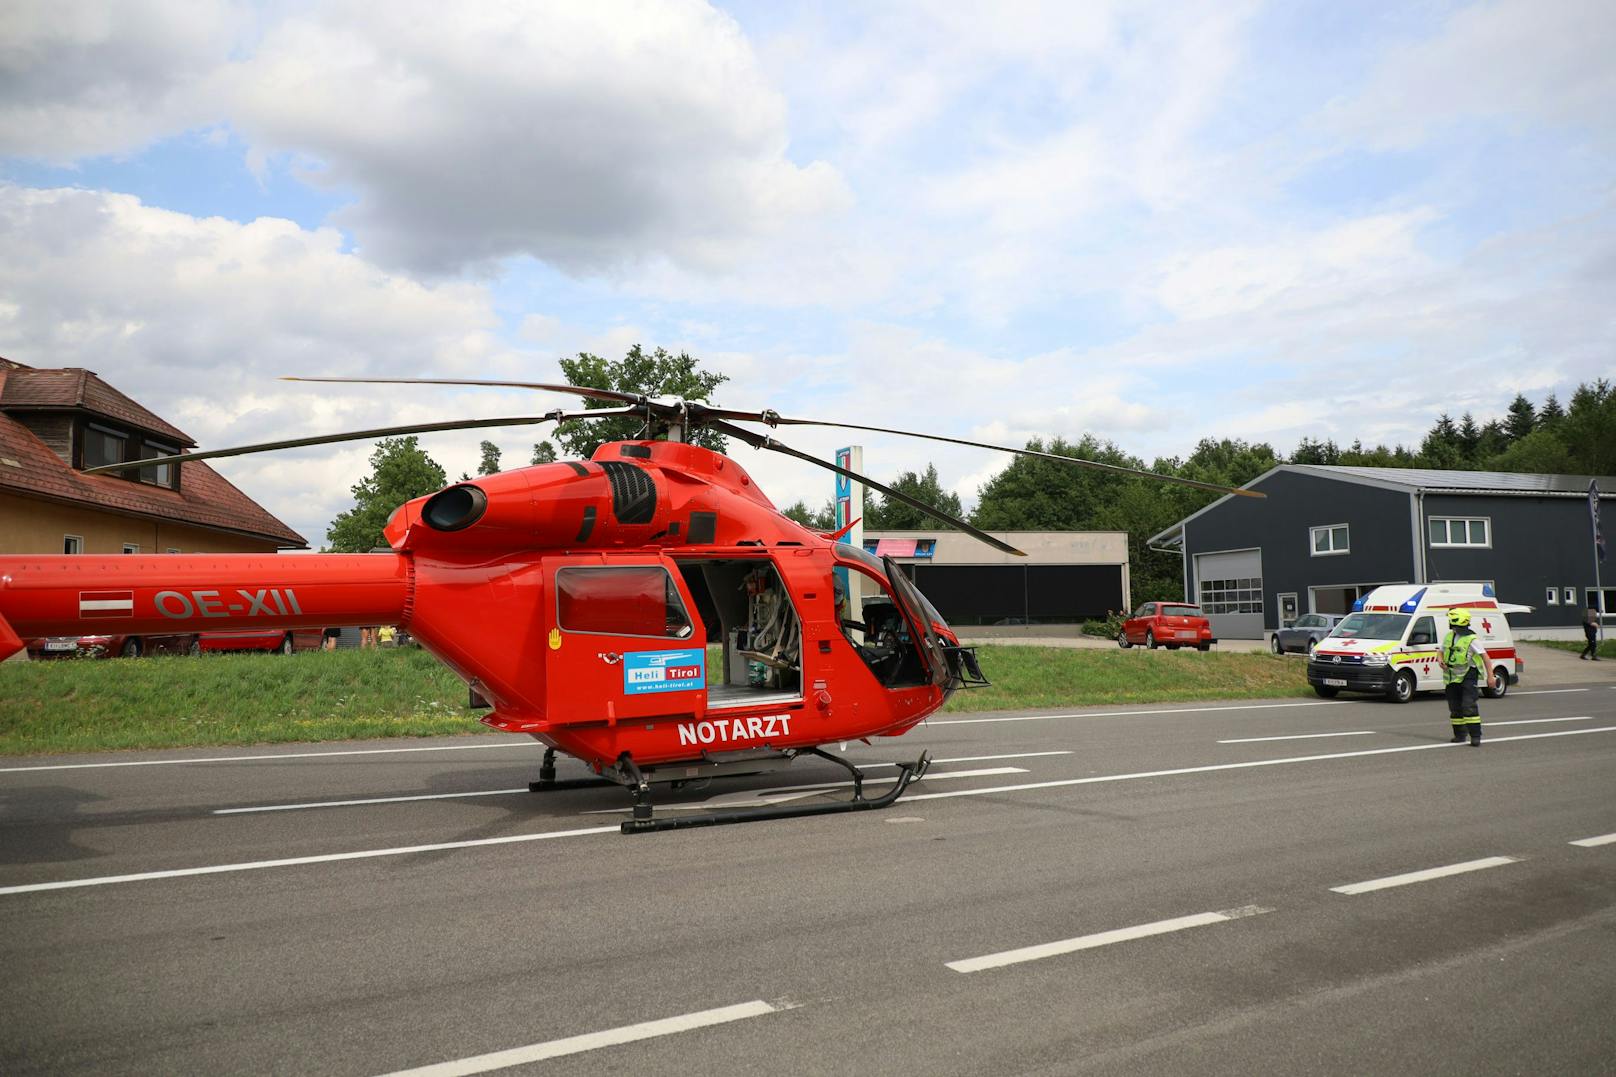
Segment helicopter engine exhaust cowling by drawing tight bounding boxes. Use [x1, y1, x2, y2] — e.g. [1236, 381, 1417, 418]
[421, 485, 488, 532]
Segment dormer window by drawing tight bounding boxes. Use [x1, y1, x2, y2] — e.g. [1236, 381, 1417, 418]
[83, 423, 127, 470]
[78, 421, 181, 490]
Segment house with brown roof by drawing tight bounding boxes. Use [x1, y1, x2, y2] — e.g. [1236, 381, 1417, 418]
[0, 357, 306, 554]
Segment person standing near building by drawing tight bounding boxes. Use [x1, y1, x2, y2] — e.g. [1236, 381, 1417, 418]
[1440, 608, 1495, 746]
[1581, 606, 1601, 660]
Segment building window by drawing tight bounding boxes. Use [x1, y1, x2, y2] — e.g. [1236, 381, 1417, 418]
[83, 424, 128, 470]
[1546, 587, 1559, 606]
[1429, 517, 1490, 548]
[1200, 577, 1263, 615]
[1563, 586, 1577, 605]
[1310, 524, 1349, 556]
[63, 535, 83, 554]
[122, 543, 139, 554]
[166, 548, 181, 554]
[134, 440, 179, 488]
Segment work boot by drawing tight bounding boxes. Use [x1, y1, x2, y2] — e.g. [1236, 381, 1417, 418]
[1450, 724, 1466, 743]
[1469, 725, 1482, 747]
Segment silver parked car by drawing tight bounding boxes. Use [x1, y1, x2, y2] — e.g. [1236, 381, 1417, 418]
[1271, 613, 1344, 655]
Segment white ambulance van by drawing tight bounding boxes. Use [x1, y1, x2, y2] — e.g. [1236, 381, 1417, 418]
[1306, 583, 1526, 704]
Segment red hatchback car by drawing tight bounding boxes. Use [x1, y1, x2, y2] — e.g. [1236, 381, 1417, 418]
[1118, 602, 1216, 651]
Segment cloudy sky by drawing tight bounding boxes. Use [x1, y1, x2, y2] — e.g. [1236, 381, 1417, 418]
[3, 0, 1612, 545]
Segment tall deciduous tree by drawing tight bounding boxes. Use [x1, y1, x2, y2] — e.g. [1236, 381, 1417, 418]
[553, 345, 728, 458]
[326, 437, 448, 552]
[530, 441, 558, 465]
[781, 500, 836, 530]
[865, 464, 964, 529]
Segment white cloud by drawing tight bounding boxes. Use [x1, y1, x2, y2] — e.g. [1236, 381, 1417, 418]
[0, 0, 245, 162]
[1325, 0, 1616, 151]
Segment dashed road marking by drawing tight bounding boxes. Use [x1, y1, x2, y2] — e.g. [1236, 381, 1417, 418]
[1569, 833, 1616, 848]
[1489, 716, 1594, 726]
[946, 905, 1274, 973]
[1330, 856, 1518, 895]
[903, 726, 1616, 805]
[1218, 731, 1377, 744]
[374, 999, 786, 1076]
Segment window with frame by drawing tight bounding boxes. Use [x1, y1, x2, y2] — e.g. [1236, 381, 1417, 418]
[1546, 587, 1559, 606]
[63, 535, 83, 554]
[122, 543, 139, 554]
[1199, 577, 1263, 615]
[80, 421, 181, 489]
[1310, 524, 1349, 556]
[1563, 586, 1577, 605]
[83, 424, 128, 470]
[1428, 517, 1489, 547]
[556, 565, 693, 638]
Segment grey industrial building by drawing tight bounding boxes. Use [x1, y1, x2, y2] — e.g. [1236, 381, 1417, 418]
[1149, 466, 1612, 641]
[861, 530, 1130, 627]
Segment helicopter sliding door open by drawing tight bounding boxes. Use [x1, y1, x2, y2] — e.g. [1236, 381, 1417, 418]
[672, 556, 803, 711]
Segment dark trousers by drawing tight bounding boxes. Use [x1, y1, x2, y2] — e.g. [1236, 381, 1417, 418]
[1446, 674, 1482, 743]
[1582, 628, 1599, 659]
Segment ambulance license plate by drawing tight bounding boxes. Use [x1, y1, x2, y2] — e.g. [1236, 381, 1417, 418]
[1323, 678, 1347, 687]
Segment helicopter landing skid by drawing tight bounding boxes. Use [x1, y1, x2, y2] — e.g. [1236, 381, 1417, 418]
[618, 748, 933, 835]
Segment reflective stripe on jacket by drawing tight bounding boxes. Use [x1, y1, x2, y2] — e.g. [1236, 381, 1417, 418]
[1442, 629, 1485, 684]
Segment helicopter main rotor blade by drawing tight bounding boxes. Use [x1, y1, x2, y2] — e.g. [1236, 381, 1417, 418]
[708, 420, 1027, 557]
[81, 408, 643, 474]
[714, 411, 1264, 500]
[282, 376, 646, 408]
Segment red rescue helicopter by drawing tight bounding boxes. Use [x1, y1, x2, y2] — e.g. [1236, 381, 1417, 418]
[0, 377, 1258, 832]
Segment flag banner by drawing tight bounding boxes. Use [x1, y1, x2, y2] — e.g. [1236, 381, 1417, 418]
[1592, 480, 1605, 563]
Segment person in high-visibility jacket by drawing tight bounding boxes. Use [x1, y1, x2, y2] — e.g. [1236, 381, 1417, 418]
[1439, 608, 1495, 746]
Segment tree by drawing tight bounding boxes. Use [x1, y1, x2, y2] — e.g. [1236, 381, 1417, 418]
[781, 499, 836, 530]
[865, 464, 964, 529]
[1418, 413, 1464, 468]
[476, 440, 502, 476]
[326, 437, 448, 552]
[1539, 394, 1565, 429]
[531, 441, 557, 465]
[1504, 393, 1536, 441]
[1456, 413, 1481, 462]
[553, 345, 729, 458]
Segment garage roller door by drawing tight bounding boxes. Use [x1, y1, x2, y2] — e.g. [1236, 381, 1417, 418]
[1194, 549, 1263, 640]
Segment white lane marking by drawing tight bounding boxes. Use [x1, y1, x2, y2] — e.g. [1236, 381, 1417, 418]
[1570, 833, 1616, 848]
[933, 699, 1346, 726]
[946, 905, 1273, 974]
[1513, 689, 1589, 696]
[0, 741, 540, 773]
[580, 767, 1031, 815]
[0, 825, 620, 896]
[375, 1000, 784, 1077]
[218, 766, 1030, 816]
[1488, 716, 1594, 726]
[1330, 856, 1518, 895]
[856, 751, 1073, 767]
[1218, 731, 1377, 744]
[901, 726, 1616, 805]
[10, 728, 1611, 899]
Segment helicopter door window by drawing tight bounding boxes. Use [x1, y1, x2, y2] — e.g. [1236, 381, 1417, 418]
[556, 566, 694, 639]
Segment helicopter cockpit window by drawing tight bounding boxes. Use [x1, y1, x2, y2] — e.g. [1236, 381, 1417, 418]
[832, 558, 931, 688]
[556, 566, 693, 639]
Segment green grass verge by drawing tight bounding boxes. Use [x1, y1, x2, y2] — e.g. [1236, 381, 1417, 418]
[0, 645, 1313, 756]
[942, 646, 1310, 712]
[1537, 638, 1616, 660]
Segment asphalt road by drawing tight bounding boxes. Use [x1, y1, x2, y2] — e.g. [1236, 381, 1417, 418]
[2, 679, 1613, 1076]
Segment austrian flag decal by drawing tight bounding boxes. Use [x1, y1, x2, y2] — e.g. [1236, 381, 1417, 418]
[78, 590, 134, 619]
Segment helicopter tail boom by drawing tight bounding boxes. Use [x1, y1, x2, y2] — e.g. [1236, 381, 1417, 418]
[0, 553, 411, 658]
